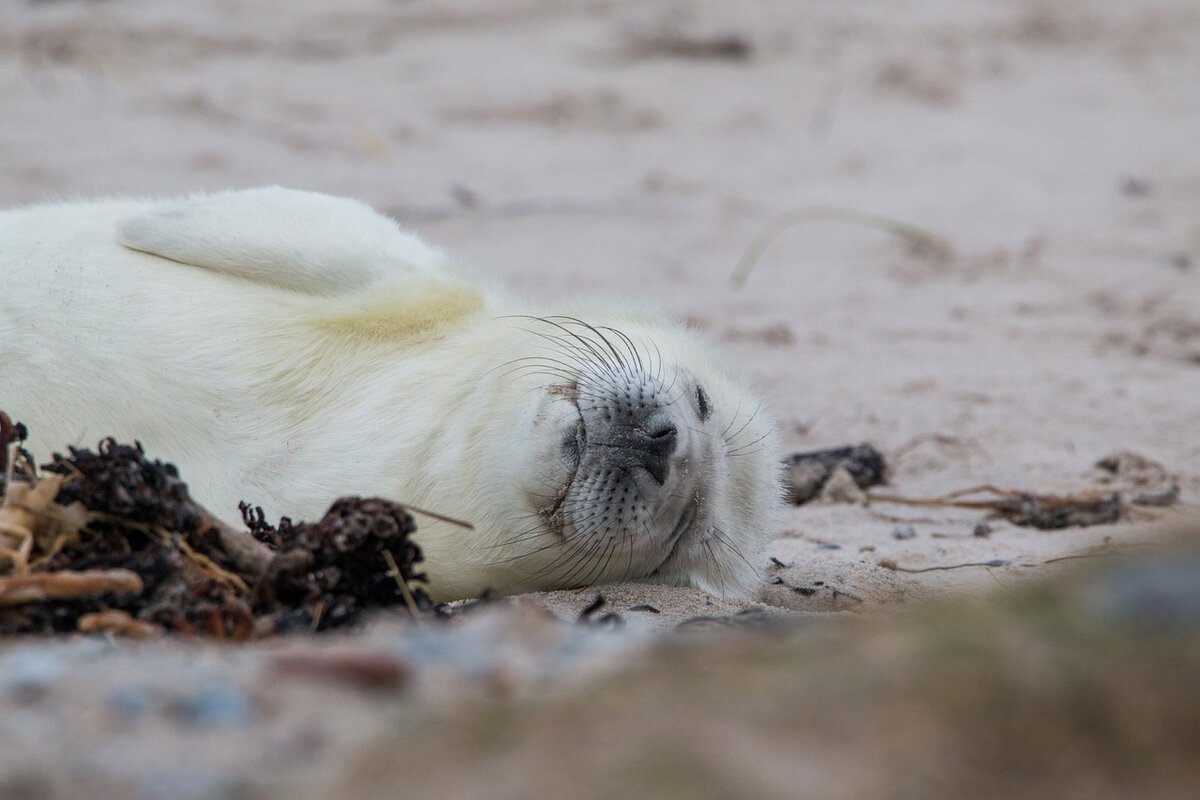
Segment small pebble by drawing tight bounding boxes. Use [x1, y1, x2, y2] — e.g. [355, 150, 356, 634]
[137, 771, 231, 800]
[167, 684, 254, 728]
[107, 686, 158, 721]
[1119, 176, 1151, 196]
[1089, 554, 1200, 628]
[1, 650, 63, 702]
[892, 525, 917, 540]
[973, 522, 993, 537]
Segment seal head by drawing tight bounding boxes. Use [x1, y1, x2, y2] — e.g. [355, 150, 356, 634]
[484, 315, 781, 598]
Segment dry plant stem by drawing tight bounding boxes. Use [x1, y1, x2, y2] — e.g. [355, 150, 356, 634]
[730, 206, 951, 288]
[77, 609, 162, 638]
[0, 568, 143, 606]
[383, 549, 421, 621]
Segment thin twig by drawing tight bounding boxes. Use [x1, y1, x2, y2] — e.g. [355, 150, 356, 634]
[401, 504, 474, 530]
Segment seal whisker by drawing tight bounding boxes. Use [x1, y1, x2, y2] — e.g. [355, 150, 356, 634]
[561, 529, 614, 588]
[478, 529, 564, 563]
[500, 321, 600, 375]
[528, 521, 602, 584]
[577, 535, 618, 589]
[598, 324, 645, 377]
[725, 402, 764, 448]
[682, 423, 716, 442]
[721, 397, 744, 439]
[532, 317, 624, 379]
[549, 316, 634, 382]
[649, 336, 666, 386]
[661, 362, 682, 399]
[702, 539, 729, 596]
[726, 423, 777, 456]
[516, 328, 616, 382]
[710, 525, 756, 573]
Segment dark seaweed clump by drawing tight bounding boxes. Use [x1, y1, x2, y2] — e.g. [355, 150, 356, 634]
[245, 497, 431, 632]
[1, 431, 428, 638]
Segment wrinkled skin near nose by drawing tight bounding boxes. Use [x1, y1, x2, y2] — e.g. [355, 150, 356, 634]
[586, 407, 679, 484]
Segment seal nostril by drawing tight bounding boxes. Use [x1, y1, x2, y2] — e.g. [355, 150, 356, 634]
[651, 424, 677, 440]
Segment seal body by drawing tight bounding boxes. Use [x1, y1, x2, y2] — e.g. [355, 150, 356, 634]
[0, 188, 781, 600]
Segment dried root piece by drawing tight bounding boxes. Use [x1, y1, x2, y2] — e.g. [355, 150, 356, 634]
[1, 475, 90, 575]
[77, 609, 162, 638]
[0, 569, 143, 606]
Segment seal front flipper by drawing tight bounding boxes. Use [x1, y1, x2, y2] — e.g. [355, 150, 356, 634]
[116, 186, 451, 296]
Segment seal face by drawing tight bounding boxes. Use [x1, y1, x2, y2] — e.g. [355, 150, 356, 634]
[484, 315, 781, 599]
[0, 187, 782, 600]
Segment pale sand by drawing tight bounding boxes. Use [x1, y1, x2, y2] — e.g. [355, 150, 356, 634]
[0, 0, 1198, 796]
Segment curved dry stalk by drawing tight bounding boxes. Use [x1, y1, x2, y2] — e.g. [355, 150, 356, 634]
[730, 206, 952, 288]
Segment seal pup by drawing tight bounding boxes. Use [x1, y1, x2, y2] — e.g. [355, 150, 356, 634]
[0, 187, 781, 600]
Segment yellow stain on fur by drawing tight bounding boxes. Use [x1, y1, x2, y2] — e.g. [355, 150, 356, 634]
[312, 280, 484, 344]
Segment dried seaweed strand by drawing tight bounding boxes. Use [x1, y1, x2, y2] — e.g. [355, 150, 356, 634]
[878, 558, 1011, 573]
[866, 484, 1124, 529]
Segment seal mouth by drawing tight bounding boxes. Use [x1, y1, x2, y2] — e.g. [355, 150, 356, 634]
[663, 500, 698, 562]
[542, 395, 585, 537]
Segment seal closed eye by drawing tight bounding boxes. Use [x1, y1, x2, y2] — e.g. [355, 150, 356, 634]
[0, 187, 783, 601]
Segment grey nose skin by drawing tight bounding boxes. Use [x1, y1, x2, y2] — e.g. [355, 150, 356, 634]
[592, 422, 678, 484]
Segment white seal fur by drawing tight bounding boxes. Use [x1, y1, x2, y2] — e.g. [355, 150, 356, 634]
[0, 187, 781, 600]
